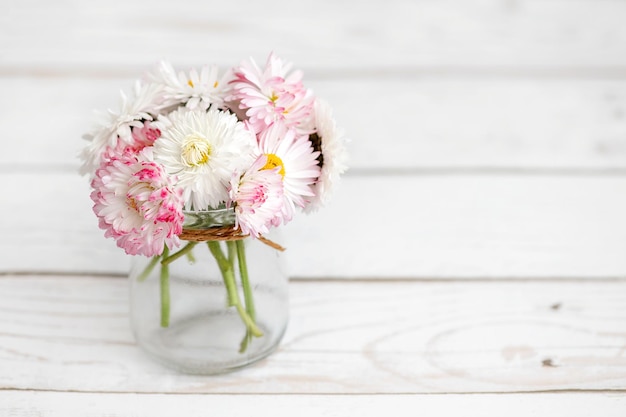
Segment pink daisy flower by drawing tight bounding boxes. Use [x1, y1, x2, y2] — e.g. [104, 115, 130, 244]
[103, 121, 162, 161]
[91, 149, 184, 257]
[228, 53, 315, 134]
[257, 122, 321, 225]
[229, 155, 284, 238]
[80, 81, 163, 176]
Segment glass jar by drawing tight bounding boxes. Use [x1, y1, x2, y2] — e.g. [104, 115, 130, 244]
[128, 208, 289, 374]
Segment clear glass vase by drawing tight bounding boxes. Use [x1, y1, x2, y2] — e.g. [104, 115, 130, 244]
[128, 208, 289, 374]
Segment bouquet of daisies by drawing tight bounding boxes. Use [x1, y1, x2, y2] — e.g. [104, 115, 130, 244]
[80, 53, 347, 347]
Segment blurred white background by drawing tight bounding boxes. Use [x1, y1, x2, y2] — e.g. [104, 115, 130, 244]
[1, 0, 625, 278]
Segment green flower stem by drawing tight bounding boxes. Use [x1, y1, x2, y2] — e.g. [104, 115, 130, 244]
[161, 242, 197, 266]
[160, 247, 170, 328]
[207, 241, 263, 338]
[239, 332, 252, 354]
[137, 254, 161, 282]
[234, 304, 263, 338]
[208, 241, 238, 307]
[227, 240, 236, 266]
[236, 240, 256, 321]
[233, 240, 255, 353]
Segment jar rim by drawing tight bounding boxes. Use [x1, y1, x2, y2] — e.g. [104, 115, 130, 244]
[183, 207, 234, 215]
[183, 207, 236, 230]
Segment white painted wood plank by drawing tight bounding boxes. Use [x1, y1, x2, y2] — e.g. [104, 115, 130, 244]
[3, 0, 626, 71]
[2, 391, 626, 417]
[0, 173, 624, 278]
[1, 276, 625, 394]
[2, 77, 626, 170]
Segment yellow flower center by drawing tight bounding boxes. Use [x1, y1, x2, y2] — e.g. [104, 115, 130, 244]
[270, 92, 279, 103]
[187, 79, 194, 88]
[262, 153, 285, 178]
[181, 134, 212, 167]
[127, 197, 139, 212]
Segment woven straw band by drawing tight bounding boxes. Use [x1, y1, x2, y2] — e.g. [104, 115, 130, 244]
[179, 227, 285, 252]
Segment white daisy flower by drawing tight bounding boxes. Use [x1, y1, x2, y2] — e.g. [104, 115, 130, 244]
[150, 61, 230, 111]
[153, 107, 256, 210]
[80, 80, 163, 176]
[257, 122, 321, 224]
[304, 99, 349, 212]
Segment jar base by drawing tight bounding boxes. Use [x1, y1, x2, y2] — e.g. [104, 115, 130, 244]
[135, 311, 286, 375]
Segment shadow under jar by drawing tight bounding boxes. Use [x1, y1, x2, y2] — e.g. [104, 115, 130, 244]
[129, 208, 289, 375]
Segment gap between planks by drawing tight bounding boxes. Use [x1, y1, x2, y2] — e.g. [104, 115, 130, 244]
[2, 387, 626, 396]
[1, 272, 625, 283]
[5, 164, 626, 177]
[4, 66, 626, 80]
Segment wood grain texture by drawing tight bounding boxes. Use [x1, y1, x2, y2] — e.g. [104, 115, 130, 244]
[3, 0, 626, 72]
[2, 391, 626, 417]
[1, 173, 624, 278]
[2, 0, 625, 409]
[2, 77, 626, 171]
[1, 275, 625, 394]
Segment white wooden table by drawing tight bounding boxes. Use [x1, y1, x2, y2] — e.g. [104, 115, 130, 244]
[2, 1, 626, 415]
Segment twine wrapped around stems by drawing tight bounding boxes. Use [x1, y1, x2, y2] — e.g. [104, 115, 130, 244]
[179, 226, 285, 252]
